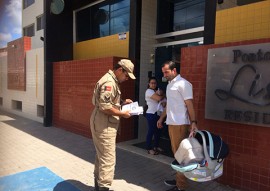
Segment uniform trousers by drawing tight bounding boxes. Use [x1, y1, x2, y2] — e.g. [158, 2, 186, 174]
[90, 108, 118, 188]
[168, 125, 189, 190]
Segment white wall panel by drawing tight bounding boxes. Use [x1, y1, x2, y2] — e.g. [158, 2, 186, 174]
[0, 48, 44, 123]
[138, 0, 157, 141]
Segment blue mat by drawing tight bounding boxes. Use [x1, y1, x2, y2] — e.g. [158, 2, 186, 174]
[0, 167, 81, 191]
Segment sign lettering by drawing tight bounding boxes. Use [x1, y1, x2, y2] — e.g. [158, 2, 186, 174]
[206, 43, 270, 127]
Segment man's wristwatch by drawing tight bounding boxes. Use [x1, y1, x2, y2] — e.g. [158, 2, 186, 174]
[191, 120, 197, 124]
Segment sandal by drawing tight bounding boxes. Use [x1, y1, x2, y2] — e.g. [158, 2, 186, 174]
[147, 149, 159, 155]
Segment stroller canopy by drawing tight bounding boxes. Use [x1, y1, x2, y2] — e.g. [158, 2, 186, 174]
[171, 130, 229, 182]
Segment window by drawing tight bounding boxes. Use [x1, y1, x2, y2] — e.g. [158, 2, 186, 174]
[76, 0, 130, 42]
[157, 0, 205, 34]
[23, 0, 35, 9]
[37, 15, 44, 31]
[12, 100, 22, 111]
[174, 0, 205, 31]
[23, 24, 35, 37]
[37, 105, 44, 117]
[0, 97, 2, 106]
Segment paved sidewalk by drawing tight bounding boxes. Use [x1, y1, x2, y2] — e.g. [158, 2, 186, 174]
[0, 110, 237, 191]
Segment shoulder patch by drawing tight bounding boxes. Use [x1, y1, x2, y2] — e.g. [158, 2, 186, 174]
[105, 86, 112, 91]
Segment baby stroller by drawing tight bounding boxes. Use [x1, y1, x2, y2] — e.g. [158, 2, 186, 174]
[171, 130, 229, 182]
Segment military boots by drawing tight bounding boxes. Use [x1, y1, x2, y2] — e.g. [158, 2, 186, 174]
[94, 178, 109, 191]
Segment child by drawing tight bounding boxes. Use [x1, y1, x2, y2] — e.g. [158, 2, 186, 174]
[156, 89, 166, 116]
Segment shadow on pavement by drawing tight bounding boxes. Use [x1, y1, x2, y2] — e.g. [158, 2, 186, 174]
[53, 179, 92, 191]
[0, 110, 174, 191]
[1, 110, 237, 191]
[0, 110, 96, 164]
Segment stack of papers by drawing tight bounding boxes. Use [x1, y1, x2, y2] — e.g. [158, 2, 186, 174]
[121, 102, 144, 115]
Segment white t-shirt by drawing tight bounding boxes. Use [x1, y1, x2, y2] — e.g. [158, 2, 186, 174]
[166, 74, 193, 125]
[145, 89, 159, 114]
[157, 98, 166, 112]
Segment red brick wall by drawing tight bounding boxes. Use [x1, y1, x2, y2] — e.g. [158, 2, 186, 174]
[53, 57, 135, 142]
[7, 37, 31, 91]
[181, 38, 270, 191]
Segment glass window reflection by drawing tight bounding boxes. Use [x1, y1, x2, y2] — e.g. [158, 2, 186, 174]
[174, 0, 205, 31]
[76, 0, 130, 42]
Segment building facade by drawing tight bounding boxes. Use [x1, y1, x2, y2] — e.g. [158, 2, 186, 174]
[1, 0, 270, 190]
[0, 0, 44, 122]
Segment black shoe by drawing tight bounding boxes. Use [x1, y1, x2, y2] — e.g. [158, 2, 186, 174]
[93, 180, 110, 191]
[164, 179, 176, 187]
[99, 187, 109, 191]
[94, 178, 99, 191]
[166, 186, 185, 191]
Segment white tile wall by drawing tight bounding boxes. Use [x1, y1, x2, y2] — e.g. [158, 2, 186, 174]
[0, 48, 44, 123]
[138, 0, 157, 141]
[0, 0, 45, 122]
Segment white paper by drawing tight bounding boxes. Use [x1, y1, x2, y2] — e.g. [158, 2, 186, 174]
[121, 101, 144, 115]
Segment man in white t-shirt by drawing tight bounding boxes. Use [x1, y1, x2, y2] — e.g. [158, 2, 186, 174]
[157, 61, 198, 191]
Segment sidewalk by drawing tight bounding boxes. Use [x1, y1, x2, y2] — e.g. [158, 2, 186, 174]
[0, 110, 237, 191]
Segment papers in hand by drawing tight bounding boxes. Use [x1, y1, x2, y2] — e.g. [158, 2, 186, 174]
[121, 102, 144, 115]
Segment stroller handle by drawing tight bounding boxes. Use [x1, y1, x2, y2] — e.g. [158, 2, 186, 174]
[194, 130, 216, 169]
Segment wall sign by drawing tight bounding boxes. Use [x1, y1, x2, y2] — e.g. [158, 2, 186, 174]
[205, 43, 270, 127]
[118, 32, 126, 40]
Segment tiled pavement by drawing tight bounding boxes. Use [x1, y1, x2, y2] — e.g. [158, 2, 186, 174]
[0, 110, 238, 191]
